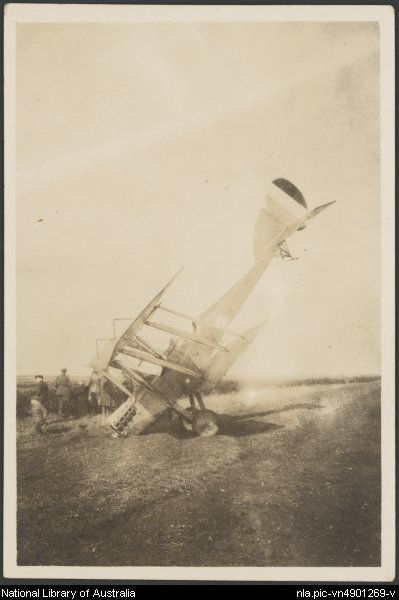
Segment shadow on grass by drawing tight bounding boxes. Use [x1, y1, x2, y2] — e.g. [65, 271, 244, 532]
[219, 416, 284, 438]
[137, 402, 323, 439]
[233, 402, 323, 421]
[146, 413, 284, 439]
[217, 402, 323, 437]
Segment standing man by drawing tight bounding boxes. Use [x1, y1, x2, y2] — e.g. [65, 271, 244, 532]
[54, 368, 72, 416]
[98, 376, 113, 425]
[34, 375, 49, 409]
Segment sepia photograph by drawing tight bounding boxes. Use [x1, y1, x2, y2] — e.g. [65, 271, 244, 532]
[4, 4, 395, 581]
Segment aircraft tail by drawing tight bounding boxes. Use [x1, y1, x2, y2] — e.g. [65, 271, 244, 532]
[254, 179, 335, 260]
[200, 179, 308, 331]
[200, 178, 334, 339]
[253, 178, 309, 261]
[306, 200, 336, 220]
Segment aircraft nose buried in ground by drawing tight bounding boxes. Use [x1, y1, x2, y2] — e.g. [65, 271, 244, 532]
[91, 178, 335, 438]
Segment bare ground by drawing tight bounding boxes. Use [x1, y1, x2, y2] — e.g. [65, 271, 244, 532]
[17, 381, 380, 567]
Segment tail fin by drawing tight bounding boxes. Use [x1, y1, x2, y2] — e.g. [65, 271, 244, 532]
[253, 178, 308, 260]
[254, 180, 335, 260]
[200, 179, 334, 341]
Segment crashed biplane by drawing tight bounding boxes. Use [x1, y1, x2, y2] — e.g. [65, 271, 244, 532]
[91, 178, 334, 437]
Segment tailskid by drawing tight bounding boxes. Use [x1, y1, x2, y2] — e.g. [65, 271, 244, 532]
[274, 240, 298, 261]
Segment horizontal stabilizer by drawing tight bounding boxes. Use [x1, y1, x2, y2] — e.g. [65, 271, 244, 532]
[306, 201, 336, 220]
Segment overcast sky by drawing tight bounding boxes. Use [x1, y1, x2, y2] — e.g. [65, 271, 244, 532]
[15, 21, 380, 377]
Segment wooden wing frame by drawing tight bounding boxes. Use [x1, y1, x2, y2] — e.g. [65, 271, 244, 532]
[91, 270, 252, 411]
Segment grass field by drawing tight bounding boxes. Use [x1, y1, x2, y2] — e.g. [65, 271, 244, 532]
[17, 380, 380, 567]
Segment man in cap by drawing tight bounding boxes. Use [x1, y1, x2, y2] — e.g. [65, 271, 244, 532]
[54, 368, 72, 416]
[34, 375, 49, 409]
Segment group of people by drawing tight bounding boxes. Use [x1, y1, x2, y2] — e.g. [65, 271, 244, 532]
[88, 370, 134, 423]
[32, 369, 86, 416]
[28, 368, 130, 433]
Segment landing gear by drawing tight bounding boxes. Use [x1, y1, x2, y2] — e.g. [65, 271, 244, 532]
[178, 392, 219, 437]
[193, 410, 219, 437]
[178, 414, 195, 433]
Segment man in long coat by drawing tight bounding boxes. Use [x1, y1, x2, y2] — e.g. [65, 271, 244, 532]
[34, 375, 49, 409]
[54, 368, 72, 416]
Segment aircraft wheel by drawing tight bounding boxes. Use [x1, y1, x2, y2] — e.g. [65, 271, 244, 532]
[193, 410, 219, 437]
[178, 416, 194, 433]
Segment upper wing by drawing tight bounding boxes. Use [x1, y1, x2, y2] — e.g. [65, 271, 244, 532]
[91, 269, 253, 405]
[90, 270, 182, 372]
[90, 271, 214, 398]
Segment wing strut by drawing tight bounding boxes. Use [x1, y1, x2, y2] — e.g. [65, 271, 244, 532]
[98, 369, 133, 397]
[120, 345, 200, 377]
[123, 333, 165, 359]
[156, 305, 246, 339]
[144, 320, 228, 351]
[113, 357, 155, 388]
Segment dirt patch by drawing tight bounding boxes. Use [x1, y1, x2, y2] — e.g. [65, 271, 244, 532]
[17, 382, 380, 567]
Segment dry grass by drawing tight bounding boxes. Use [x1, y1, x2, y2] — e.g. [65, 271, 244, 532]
[17, 381, 381, 567]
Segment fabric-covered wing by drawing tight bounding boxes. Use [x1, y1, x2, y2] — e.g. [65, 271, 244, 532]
[90, 270, 183, 372]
